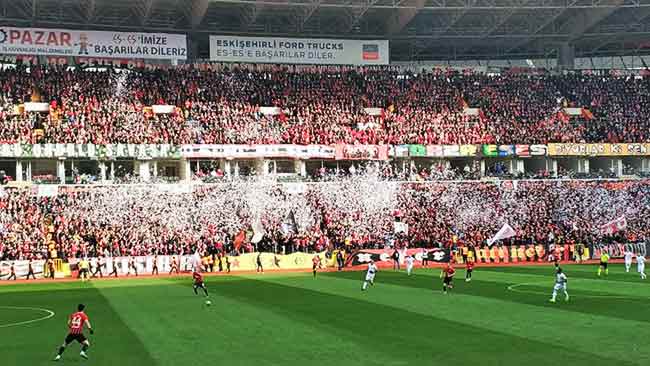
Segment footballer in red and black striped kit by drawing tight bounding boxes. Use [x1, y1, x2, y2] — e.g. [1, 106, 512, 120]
[193, 271, 209, 297]
[441, 263, 456, 294]
[54, 304, 94, 361]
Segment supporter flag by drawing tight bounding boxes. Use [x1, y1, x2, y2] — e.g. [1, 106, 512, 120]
[487, 223, 516, 246]
[556, 110, 570, 123]
[458, 97, 469, 110]
[281, 210, 298, 235]
[143, 106, 154, 119]
[234, 230, 246, 250]
[364, 107, 384, 116]
[251, 215, 264, 244]
[600, 216, 627, 235]
[581, 108, 594, 120]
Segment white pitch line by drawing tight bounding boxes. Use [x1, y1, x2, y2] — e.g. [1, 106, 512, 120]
[506, 282, 649, 300]
[0, 306, 55, 328]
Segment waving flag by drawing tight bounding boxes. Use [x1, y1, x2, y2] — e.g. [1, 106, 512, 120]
[487, 223, 516, 246]
[600, 216, 627, 235]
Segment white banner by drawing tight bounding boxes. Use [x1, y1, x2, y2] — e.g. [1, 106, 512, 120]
[0, 260, 46, 279]
[209, 35, 389, 65]
[181, 144, 336, 159]
[0, 27, 187, 60]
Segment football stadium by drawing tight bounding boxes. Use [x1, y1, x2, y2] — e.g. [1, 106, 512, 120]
[1, 1, 650, 365]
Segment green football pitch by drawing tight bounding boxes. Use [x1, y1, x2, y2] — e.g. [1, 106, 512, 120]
[1, 263, 649, 366]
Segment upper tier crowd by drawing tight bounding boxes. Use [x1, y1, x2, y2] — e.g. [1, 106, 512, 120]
[1, 65, 650, 145]
[0, 178, 645, 260]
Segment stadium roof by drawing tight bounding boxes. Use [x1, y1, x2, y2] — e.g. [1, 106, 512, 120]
[4, 0, 650, 61]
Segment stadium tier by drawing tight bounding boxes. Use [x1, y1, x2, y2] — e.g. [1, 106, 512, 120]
[0, 179, 647, 261]
[1, 66, 650, 146]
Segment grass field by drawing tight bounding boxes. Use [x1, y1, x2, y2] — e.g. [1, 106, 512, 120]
[1, 263, 649, 366]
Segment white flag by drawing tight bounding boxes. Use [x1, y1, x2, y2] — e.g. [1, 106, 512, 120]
[487, 223, 516, 246]
[600, 216, 627, 235]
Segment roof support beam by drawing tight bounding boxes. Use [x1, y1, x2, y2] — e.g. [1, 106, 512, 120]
[190, 0, 209, 28]
[503, 0, 579, 54]
[205, 0, 646, 11]
[348, 0, 381, 32]
[297, 0, 320, 32]
[137, 0, 154, 26]
[241, 2, 264, 30]
[561, 0, 624, 40]
[386, 0, 425, 35]
[589, 6, 650, 53]
[80, 0, 96, 23]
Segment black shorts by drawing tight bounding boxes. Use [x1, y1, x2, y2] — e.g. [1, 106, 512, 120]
[467, 268, 473, 274]
[65, 333, 87, 345]
[313, 264, 317, 270]
[600, 261, 608, 269]
[193, 281, 205, 288]
[443, 276, 453, 285]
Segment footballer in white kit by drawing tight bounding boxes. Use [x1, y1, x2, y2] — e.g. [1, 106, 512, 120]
[405, 256, 415, 276]
[624, 249, 634, 272]
[637, 255, 647, 280]
[550, 267, 569, 303]
[362, 261, 378, 291]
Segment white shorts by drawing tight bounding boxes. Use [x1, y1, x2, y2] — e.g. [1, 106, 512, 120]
[638, 265, 645, 273]
[406, 264, 414, 271]
[625, 260, 632, 266]
[365, 273, 376, 282]
[553, 283, 567, 291]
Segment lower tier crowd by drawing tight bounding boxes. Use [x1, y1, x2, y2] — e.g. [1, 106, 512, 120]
[0, 178, 646, 261]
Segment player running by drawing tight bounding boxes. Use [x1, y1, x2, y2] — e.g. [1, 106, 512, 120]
[465, 259, 475, 282]
[441, 263, 456, 294]
[192, 271, 209, 297]
[637, 255, 647, 280]
[312, 255, 321, 278]
[624, 249, 634, 273]
[361, 260, 377, 291]
[54, 304, 94, 361]
[405, 255, 415, 276]
[550, 267, 569, 303]
[597, 251, 610, 277]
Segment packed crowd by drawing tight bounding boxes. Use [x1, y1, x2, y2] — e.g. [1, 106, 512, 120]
[0, 176, 646, 261]
[2, 65, 650, 145]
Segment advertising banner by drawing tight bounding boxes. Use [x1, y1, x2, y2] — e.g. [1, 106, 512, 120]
[0, 144, 181, 159]
[590, 242, 648, 260]
[70, 253, 327, 276]
[0, 27, 186, 60]
[334, 145, 389, 161]
[481, 144, 548, 157]
[181, 144, 335, 159]
[346, 248, 449, 267]
[209, 35, 389, 65]
[0, 260, 46, 279]
[547, 143, 650, 156]
[408, 144, 427, 157]
[425, 145, 478, 158]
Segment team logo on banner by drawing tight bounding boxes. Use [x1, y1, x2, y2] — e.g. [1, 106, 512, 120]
[362, 44, 379, 60]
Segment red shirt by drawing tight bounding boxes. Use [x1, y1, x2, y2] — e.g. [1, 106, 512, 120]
[193, 272, 203, 283]
[69, 311, 89, 334]
[445, 267, 456, 277]
[312, 257, 320, 266]
[466, 262, 474, 270]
